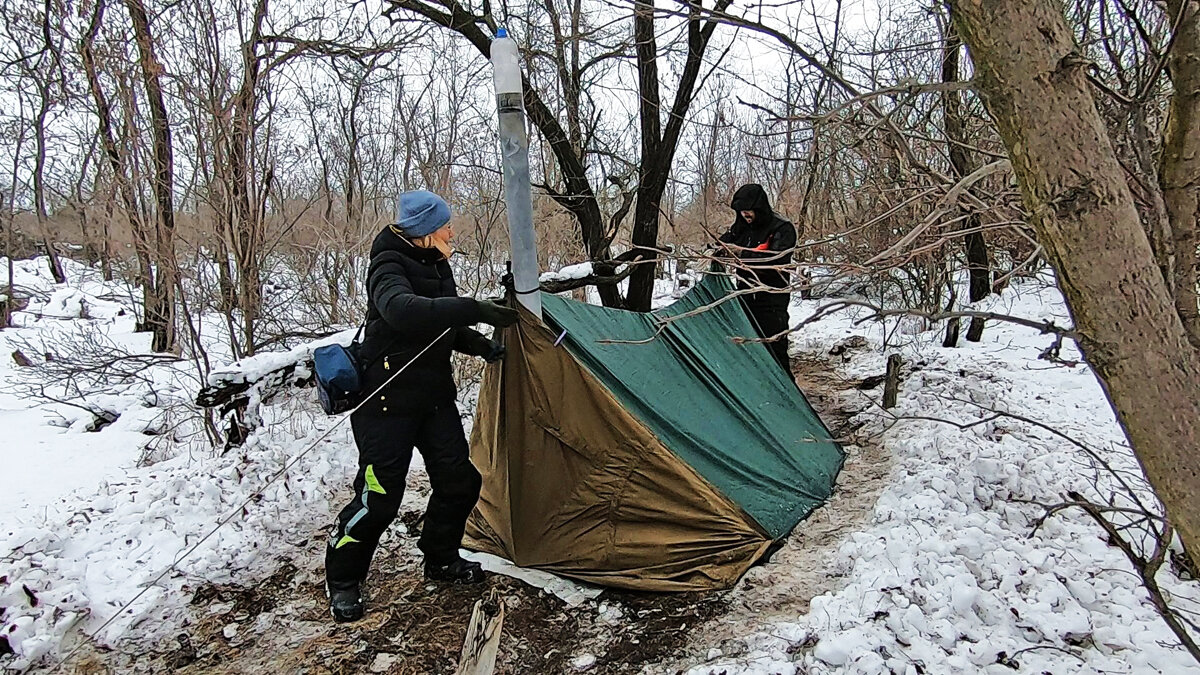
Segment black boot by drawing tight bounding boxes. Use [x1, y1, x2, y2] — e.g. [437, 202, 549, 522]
[327, 581, 365, 623]
[424, 558, 486, 585]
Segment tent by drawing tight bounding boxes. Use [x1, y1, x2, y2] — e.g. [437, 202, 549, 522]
[464, 274, 844, 591]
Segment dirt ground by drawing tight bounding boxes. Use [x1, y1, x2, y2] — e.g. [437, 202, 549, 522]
[657, 353, 892, 673]
[59, 347, 889, 675]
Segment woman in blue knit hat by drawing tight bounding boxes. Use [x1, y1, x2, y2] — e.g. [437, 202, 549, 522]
[324, 190, 518, 622]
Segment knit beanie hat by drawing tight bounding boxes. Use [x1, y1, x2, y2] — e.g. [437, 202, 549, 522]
[394, 190, 451, 237]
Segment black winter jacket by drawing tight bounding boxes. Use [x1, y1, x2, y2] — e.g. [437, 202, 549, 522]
[355, 226, 492, 416]
[718, 184, 797, 308]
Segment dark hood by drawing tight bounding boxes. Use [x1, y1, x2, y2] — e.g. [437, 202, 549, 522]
[730, 184, 774, 227]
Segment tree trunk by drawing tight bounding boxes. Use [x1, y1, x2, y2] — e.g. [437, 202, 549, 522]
[628, 0, 663, 312]
[949, 0, 1200, 563]
[2, 225, 12, 329]
[624, 0, 730, 311]
[32, 93, 66, 285]
[2, 212, 11, 328]
[221, 0, 270, 355]
[81, 0, 139, 287]
[1130, 104, 1174, 292]
[99, 193, 114, 281]
[941, 12, 989, 343]
[124, 0, 178, 353]
[1160, 0, 1200, 351]
[4, 106, 25, 329]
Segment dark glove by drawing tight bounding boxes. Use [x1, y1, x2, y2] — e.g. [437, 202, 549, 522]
[477, 299, 519, 328]
[482, 340, 506, 363]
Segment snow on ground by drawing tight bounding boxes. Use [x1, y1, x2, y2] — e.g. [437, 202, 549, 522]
[4, 257, 1199, 674]
[0, 256, 600, 671]
[681, 274, 1200, 675]
[0, 258, 364, 670]
[0, 259, 155, 523]
[0, 416, 357, 669]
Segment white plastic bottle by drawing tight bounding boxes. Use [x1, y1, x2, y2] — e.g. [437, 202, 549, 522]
[491, 27, 523, 97]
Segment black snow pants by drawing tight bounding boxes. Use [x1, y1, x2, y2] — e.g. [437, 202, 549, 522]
[745, 297, 792, 375]
[325, 401, 482, 588]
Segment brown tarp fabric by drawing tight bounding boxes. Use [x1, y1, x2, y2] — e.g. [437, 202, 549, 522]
[464, 311, 773, 591]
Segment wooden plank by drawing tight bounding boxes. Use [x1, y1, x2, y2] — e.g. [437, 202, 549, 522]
[455, 590, 505, 675]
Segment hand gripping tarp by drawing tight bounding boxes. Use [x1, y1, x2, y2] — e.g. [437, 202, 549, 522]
[465, 274, 844, 591]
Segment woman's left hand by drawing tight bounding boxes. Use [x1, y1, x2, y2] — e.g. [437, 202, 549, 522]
[483, 341, 506, 363]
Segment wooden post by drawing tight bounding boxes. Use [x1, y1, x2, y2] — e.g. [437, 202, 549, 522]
[677, 259, 691, 290]
[943, 316, 961, 348]
[883, 354, 902, 409]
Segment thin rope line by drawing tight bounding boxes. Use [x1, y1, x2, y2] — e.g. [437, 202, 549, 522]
[49, 327, 452, 672]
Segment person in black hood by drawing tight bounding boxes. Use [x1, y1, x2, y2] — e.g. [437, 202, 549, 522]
[715, 183, 797, 373]
[324, 190, 518, 623]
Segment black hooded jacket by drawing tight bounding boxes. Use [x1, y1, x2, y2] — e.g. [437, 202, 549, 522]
[355, 225, 493, 415]
[717, 184, 797, 306]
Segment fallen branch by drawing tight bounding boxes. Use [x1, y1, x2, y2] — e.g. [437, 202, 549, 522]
[799, 299, 1079, 340]
[1068, 493, 1200, 663]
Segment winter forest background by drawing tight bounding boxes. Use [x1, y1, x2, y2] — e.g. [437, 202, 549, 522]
[2, 0, 1200, 671]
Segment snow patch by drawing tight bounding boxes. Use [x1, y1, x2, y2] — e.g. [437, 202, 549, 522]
[681, 276, 1200, 675]
[540, 262, 594, 283]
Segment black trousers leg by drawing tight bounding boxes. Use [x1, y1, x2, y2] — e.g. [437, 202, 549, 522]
[415, 402, 482, 565]
[749, 302, 792, 375]
[325, 413, 417, 587]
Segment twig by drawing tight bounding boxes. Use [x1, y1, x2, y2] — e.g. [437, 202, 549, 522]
[1069, 495, 1200, 664]
[807, 298, 1079, 339]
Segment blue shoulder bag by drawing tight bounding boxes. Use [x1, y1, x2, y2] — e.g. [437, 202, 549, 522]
[313, 327, 367, 415]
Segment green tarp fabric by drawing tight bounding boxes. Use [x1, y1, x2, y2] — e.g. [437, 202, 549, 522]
[541, 275, 845, 539]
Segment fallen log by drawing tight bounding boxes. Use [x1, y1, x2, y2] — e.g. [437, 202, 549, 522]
[194, 331, 354, 447]
[536, 266, 636, 295]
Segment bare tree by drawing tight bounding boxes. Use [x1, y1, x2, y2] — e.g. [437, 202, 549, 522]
[124, 0, 180, 352]
[0, 103, 27, 328]
[383, 0, 733, 310]
[0, 0, 68, 283]
[80, 0, 164, 334]
[947, 0, 1200, 563]
[940, 8, 989, 344]
[1160, 0, 1200, 349]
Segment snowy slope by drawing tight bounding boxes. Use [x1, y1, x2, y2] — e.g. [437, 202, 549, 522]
[682, 275, 1200, 675]
[0, 259, 156, 522]
[0, 259, 362, 670]
[1, 256, 541, 670]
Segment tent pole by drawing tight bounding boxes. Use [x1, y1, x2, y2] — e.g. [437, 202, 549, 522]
[491, 28, 542, 319]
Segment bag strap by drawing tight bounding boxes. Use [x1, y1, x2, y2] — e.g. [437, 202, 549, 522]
[352, 313, 402, 373]
[353, 251, 427, 372]
[357, 332, 400, 372]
